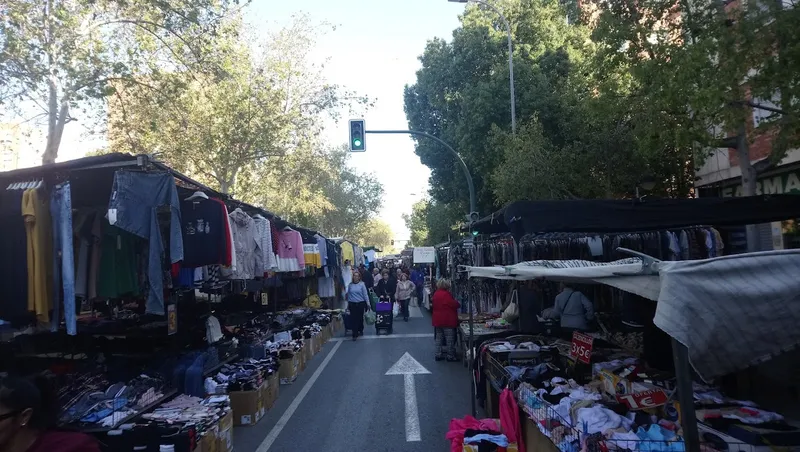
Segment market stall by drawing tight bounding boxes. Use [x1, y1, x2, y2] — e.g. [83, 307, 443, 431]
[0, 153, 347, 451]
[465, 250, 800, 452]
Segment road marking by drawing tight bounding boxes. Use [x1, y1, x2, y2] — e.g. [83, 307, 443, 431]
[331, 333, 434, 342]
[255, 340, 342, 452]
[385, 352, 431, 442]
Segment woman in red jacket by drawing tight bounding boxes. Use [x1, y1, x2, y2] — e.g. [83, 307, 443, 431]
[432, 279, 461, 361]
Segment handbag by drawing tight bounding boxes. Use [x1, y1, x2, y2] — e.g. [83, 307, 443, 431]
[502, 289, 519, 322]
[364, 310, 376, 325]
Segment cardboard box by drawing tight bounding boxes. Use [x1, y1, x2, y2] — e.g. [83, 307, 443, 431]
[217, 429, 232, 452]
[230, 384, 263, 426]
[217, 411, 233, 452]
[304, 340, 313, 362]
[279, 354, 299, 384]
[263, 373, 279, 410]
[198, 428, 218, 452]
[312, 335, 321, 354]
[598, 369, 632, 396]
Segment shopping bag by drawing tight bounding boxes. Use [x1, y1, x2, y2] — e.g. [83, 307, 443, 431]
[364, 310, 376, 325]
[393, 302, 400, 317]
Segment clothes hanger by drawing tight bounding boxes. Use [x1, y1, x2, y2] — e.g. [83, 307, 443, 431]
[185, 191, 208, 201]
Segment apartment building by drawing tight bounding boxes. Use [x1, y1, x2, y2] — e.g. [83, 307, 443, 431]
[0, 123, 42, 172]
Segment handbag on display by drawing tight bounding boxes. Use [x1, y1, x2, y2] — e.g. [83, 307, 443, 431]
[502, 289, 520, 322]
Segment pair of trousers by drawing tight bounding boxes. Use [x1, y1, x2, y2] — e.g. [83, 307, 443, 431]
[108, 171, 183, 315]
[348, 302, 365, 337]
[398, 299, 410, 319]
[435, 327, 457, 359]
[50, 183, 76, 334]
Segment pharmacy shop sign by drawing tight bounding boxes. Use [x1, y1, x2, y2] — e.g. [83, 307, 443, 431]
[721, 170, 800, 197]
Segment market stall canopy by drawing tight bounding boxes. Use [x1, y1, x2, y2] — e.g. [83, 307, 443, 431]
[469, 196, 800, 237]
[465, 249, 800, 383]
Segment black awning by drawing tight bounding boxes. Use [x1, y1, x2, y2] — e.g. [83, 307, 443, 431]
[505, 195, 800, 236]
[469, 195, 800, 237]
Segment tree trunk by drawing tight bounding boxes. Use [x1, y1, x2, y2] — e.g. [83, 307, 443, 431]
[735, 124, 760, 252]
[43, 85, 68, 165]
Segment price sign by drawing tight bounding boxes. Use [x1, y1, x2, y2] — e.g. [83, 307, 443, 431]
[261, 291, 269, 306]
[167, 304, 177, 335]
[616, 388, 669, 410]
[570, 331, 594, 364]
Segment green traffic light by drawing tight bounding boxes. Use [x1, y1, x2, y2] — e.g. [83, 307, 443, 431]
[472, 230, 479, 236]
[353, 139, 362, 147]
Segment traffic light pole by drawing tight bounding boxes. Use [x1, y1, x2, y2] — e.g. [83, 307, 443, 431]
[366, 128, 478, 418]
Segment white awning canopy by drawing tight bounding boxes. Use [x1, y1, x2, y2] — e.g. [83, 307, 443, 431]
[466, 250, 800, 382]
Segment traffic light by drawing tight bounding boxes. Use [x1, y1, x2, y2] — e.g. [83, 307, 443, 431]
[349, 119, 366, 152]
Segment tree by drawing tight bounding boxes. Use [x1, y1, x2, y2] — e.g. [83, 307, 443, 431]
[0, 0, 238, 164]
[108, 14, 369, 194]
[351, 219, 394, 252]
[405, 0, 697, 240]
[589, 0, 800, 249]
[402, 200, 430, 246]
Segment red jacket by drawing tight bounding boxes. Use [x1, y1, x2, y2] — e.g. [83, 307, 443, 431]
[432, 289, 460, 328]
[28, 431, 100, 452]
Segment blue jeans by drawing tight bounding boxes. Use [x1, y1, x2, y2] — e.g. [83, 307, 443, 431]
[51, 182, 76, 334]
[108, 171, 183, 315]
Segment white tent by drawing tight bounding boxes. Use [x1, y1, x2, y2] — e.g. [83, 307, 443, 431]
[465, 250, 800, 383]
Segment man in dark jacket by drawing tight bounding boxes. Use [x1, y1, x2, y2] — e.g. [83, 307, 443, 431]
[359, 264, 374, 290]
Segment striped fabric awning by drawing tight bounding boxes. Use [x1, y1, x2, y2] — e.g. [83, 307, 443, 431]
[466, 250, 800, 382]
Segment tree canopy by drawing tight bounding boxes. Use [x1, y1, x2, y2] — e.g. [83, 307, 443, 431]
[104, 12, 383, 238]
[405, 0, 798, 238]
[0, 0, 241, 164]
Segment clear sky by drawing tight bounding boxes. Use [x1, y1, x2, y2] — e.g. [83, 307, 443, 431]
[48, 0, 464, 241]
[244, 0, 462, 240]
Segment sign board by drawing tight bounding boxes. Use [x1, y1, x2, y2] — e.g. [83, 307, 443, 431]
[616, 388, 669, 410]
[167, 304, 177, 335]
[413, 247, 436, 264]
[570, 331, 594, 364]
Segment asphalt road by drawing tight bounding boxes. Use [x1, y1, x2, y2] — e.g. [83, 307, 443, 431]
[234, 304, 477, 452]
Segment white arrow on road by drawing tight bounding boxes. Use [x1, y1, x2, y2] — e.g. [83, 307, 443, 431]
[385, 352, 431, 442]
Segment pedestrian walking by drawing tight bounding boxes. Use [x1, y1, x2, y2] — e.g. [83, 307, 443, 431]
[346, 272, 371, 340]
[395, 273, 414, 322]
[432, 279, 460, 361]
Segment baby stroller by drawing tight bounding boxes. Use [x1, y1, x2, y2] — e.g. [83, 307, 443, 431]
[375, 295, 394, 335]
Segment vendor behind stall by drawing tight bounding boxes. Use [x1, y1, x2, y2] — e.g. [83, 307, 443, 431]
[543, 282, 595, 332]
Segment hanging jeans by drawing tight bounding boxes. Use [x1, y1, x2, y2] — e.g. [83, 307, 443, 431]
[108, 171, 183, 315]
[51, 183, 76, 334]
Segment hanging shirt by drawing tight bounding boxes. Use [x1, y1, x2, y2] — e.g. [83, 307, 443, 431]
[315, 234, 328, 267]
[180, 198, 227, 267]
[253, 216, 277, 273]
[22, 188, 53, 324]
[340, 241, 354, 265]
[276, 229, 305, 272]
[223, 208, 257, 279]
[303, 243, 322, 268]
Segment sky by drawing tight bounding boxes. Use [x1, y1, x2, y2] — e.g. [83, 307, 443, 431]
[34, 0, 464, 241]
[244, 0, 462, 241]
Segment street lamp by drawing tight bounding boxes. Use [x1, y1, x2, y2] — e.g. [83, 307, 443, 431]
[449, 0, 516, 134]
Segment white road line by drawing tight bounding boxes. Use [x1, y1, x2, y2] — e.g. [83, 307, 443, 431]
[255, 340, 342, 452]
[385, 352, 431, 442]
[331, 333, 434, 342]
[404, 375, 421, 441]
